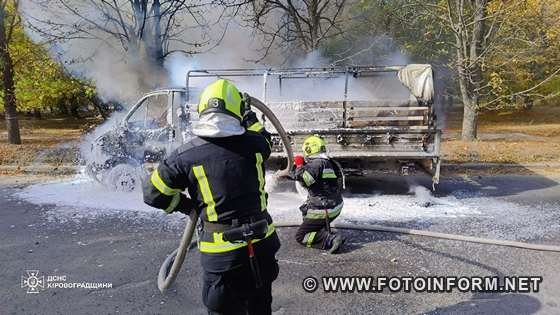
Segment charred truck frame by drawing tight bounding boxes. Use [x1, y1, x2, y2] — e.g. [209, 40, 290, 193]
[86, 65, 441, 191]
[186, 65, 442, 188]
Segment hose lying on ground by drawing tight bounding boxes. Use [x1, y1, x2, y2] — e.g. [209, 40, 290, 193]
[273, 222, 560, 253]
[157, 97, 294, 294]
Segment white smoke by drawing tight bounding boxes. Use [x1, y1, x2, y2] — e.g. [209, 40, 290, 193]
[164, 53, 198, 88]
[19, 1, 419, 177]
[20, 1, 413, 105]
[20, 0, 185, 103]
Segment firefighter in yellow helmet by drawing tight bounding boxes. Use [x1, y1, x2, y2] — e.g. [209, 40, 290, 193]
[290, 135, 345, 253]
[143, 79, 280, 314]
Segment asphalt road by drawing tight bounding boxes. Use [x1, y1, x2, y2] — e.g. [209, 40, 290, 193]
[1, 174, 560, 315]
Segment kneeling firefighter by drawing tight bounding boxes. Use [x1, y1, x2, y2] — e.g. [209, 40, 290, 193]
[143, 79, 281, 315]
[290, 135, 345, 253]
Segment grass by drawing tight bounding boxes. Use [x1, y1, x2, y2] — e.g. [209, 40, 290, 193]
[0, 116, 99, 168]
[442, 140, 560, 164]
[441, 104, 560, 164]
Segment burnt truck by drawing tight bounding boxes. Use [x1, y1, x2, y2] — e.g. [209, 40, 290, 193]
[85, 88, 191, 191]
[85, 64, 441, 191]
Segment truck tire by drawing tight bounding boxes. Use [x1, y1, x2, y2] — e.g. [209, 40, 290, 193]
[103, 163, 144, 192]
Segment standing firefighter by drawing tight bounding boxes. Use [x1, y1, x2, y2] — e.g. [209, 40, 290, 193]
[143, 79, 280, 315]
[291, 135, 345, 253]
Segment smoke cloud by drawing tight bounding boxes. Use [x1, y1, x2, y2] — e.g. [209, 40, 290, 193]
[20, 1, 416, 107]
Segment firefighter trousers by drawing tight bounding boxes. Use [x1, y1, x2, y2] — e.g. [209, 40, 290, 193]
[295, 215, 339, 249]
[202, 254, 279, 315]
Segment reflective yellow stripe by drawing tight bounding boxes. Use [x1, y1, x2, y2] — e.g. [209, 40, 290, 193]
[247, 122, 264, 132]
[192, 165, 218, 222]
[305, 203, 343, 219]
[302, 170, 315, 186]
[199, 223, 276, 253]
[164, 194, 181, 214]
[322, 169, 337, 179]
[150, 169, 180, 196]
[306, 232, 317, 247]
[263, 136, 272, 149]
[255, 153, 266, 211]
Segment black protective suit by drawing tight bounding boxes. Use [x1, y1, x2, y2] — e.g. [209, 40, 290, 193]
[143, 122, 280, 315]
[292, 156, 344, 249]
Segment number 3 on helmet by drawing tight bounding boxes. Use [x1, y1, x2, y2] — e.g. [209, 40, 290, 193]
[197, 79, 246, 121]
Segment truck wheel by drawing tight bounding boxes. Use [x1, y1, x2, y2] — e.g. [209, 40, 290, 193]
[104, 163, 143, 192]
[85, 164, 103, 184]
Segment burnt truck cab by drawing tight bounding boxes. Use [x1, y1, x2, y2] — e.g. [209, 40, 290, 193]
[85, 88, 191, 191]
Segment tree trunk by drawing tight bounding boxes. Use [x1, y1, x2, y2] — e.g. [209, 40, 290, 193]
[460, 0, 486, 141]
[458, 73, 478, 140]
[69, 103, 80, 118]
[32, 108, 42, 119]
[451, 0, 487, 141]
[58, 103, 69, 115]
[152, 0, 164, 64]
[92, 95, 108, 120]
[461, 99, 478, 140]
[0, 6, 21, 144]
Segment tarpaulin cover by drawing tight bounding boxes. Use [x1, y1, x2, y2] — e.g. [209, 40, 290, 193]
[397, 64, 434, 103]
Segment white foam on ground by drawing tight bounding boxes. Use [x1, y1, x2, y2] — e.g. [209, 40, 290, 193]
[16, 174, 485, 225]
[14, 173, 560, 242]
[15, 174, 560, 240]
[14, 174, 184, 224]
[267, 186, 484, 224]
[17, 175, 154, 213]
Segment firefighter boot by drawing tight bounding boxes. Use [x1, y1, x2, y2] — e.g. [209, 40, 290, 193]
[326, 233, 345, 254]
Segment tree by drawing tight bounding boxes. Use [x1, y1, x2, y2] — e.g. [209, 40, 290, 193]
[386, 0, 522, 140]
[386, 0, 560, 140]
[483, 0, 560, 110]
[0, 0, 21, 144]
[322, 0, 454, 67]
[26, 0, 210, 61]
[21, 0, 215, 96]
[0, 6, 98, 120]
[243, 0, 348, 60]
[401, 0, 498, 140]
[450, 0, 489, 140]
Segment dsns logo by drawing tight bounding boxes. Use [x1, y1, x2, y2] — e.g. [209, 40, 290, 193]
[21, 270, 45, 293]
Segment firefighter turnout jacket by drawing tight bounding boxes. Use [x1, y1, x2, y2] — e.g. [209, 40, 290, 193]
[143, 128, 281, 272]
[293, 156, 344, 219]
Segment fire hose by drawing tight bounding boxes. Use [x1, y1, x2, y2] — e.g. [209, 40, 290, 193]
[158, 97, 560, 294]
[273, 222, 560, 252]
[157, 96, 294, 293]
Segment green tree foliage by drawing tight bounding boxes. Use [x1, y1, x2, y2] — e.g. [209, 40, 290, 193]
[484, 0, 560, 109]
[0, 17, 94, 115]
[323, 0, 452, 67]
[332, 0, 560, 111]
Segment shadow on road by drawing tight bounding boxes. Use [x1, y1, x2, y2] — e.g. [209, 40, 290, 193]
[346, 169, 558, 199]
